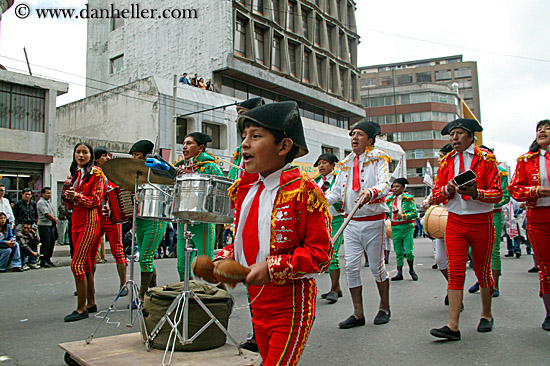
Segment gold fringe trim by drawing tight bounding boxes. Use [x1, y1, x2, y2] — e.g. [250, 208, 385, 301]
[274, 173, 330, 213]
[228, 179, 240, 202]
[232, 149, 240, 161]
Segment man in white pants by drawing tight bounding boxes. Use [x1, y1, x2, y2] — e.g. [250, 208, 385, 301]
[326, 121, 391, 329]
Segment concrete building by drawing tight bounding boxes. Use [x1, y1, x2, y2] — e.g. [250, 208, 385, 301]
[360, 55, 481, 203]
[0, 69, 68, 203]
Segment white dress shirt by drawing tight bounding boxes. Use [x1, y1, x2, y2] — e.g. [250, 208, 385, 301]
[537, 149, 550, 207]
[0, 197, 15, 225]
[234, 164, 288, 267]
[446, 144, 493, 215]
[315, 173, 343, 218]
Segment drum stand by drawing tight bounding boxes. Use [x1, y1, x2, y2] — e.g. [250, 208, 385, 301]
[144, 222, 241, 366]
[86, 172, 146, 344]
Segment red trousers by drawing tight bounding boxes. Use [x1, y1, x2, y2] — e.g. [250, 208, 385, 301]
[248, 278, 316, 366]
[71, 209, 101, 282]
[446, 211, 494, 292]
[93, 215, 127, 265]
[526, 206, 550, 296]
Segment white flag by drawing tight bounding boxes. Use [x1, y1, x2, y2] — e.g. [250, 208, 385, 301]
[390, 160, 402, 183]
[423, 161, 434, 188]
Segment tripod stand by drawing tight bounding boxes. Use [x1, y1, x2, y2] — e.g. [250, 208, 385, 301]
[87, 172, 145, 344]
[144, 222, 241, 366]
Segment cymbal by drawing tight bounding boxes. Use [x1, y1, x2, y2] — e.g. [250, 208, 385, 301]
[102, 158, 174, 192]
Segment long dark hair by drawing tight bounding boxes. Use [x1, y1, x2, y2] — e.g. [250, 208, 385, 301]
[69, 142, 95, 185]
[529, 119, 550, 152]
[0, 212, 8, 233]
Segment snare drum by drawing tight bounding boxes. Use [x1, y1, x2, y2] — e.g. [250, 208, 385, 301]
[172, 174, 233, 224]
[137, 184, 177, 222]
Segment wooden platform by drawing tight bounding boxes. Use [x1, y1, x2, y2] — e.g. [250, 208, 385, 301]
[59, 333, 260, 366]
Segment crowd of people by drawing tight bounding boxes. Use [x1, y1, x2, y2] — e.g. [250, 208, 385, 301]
[178, 72, 214, 91]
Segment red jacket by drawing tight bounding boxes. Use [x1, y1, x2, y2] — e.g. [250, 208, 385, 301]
[215, 166, 333, 285]
[432, 146, 502, 205]
[509, 150, 544, 208]
[67, 167, 106, 227]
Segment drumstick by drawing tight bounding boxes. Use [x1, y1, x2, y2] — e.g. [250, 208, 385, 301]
[218, 158, 245, 171]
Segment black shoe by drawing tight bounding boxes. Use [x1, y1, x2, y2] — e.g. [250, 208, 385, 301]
[528, 267, 539, 273]
[468, 282, 480, 293]
[339, 315, 365, 329]
[12, 267, 23, 272]
[73, 291, 77, 296]
[543, 316, 550, 331]
[364, 262, 370, 267]
[64, 310, 89, 322]
[385, 258, 389, 264]
[48, 262, 56, 267]
[120, 287, 129, 297]
[515, 252, 521, 258]
[239, 338, 259, 353]
[409, 270, 418, 281]
[87, 304, 97, 313]
[444, 295, 449, 306]
[41, 262, 51, 268]
[373, 310, 391, 325]
[477, 317, 494, 332]
[322, 290, 343, 299]
[337, 290, 343, 297]
[391, 274, 403, 281]
[430, 325, 461, 341]
[432, 263, 438, 269]
[326, 292, 338, 304]
[504, 253, 514, 257]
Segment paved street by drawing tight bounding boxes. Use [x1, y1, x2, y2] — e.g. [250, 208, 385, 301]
[0, 238, 548, 365]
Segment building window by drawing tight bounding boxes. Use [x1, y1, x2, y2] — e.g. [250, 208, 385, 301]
[435, 69, 452, 81]
[316, 56, 324, 87]
[234, 17, 247, 57]
[360, 78, 376, 88]
[176, 117, 189, 144]
[0, 81, 45, 132]
[289, 42, 298, 77]
[339, 67, 346, 96]
[287, 1, 296, 32]
[347, 4, 354, 29]
[110, 54, 124, 74]
[327, 24, 334, 53]
[302, 8, 311, 40]
[202, 122, 221, 149]
[338, 31, 345, 59]
[254, 26, 266, 65]
[416, 72, 432, 82]
[455, 67, 472, 78]
[273, 0, 281, 23]
[111, 17, 124, 31]
[322, 146, 334, 154]
[336, 0, 342, 21]
[315, 16, 322, 46]
[379, 76, 393, 87]
[328, 62, 335, 93]
[272, 35, 282, 71]
[303, 50, 311, 83]
[397, 74, 412, 85]
[252, 0, 263, 14]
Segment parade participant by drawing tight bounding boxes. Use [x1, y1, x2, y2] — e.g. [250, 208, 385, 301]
[214, 101, 332, 365]
[468, 146, 510, 297]
[509, 119, 550, 331]
[130, 140, 167, 303]
[429, 119, 502, 340]
[63, 142, 106, 322]
[93, 147, 128, 297]
[325, 121, 392, 329]
[174, 132, 224, 281]
[386, 178, 419, 281]
[314, 153, 344, 303]
[228, 97, 266, 180]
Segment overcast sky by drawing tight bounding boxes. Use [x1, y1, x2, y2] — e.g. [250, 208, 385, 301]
[1, 0, 549, 169]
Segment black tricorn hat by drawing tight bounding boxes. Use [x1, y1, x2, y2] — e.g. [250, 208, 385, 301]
[186, 132, 212, 147]
[237, 101, 308, 158]
[349, 121, 382, 138]
[441, 118, 483, 135]
[440, 143, 453, 155]
[236, 97, 266, 112]
[314, 153, 339, 167]
[393, 177, 409, 187]
[129, 140, 154, 155]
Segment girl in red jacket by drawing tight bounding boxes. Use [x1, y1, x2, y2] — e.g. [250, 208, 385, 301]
[63, 142, 106, 322]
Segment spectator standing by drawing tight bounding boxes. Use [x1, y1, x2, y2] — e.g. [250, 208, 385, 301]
[179, 73, 192, 86]
[206, 79, 214, 91]
[198, 77, 207, 90]
[58, 202, 70, 245]
[37, 187, 57, 268]
[13, 188, 38, 231]
[0, 184, 15, 228]
[190, 73, 198, 87]
[15, 223, 40, 269]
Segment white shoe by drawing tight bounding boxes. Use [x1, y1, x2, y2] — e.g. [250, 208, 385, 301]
[29, 263, 39, 269]
[22, 264, 30, 271]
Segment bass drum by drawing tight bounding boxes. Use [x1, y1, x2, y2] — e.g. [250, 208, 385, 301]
[423, 205, 448, 239]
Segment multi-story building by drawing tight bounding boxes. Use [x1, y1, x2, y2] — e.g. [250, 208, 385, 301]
[0, 70, 68, 203]
[359, 55, 481, 203]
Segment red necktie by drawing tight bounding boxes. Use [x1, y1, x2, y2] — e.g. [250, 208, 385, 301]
[352, 155, 360, 192]
[243, 182, 264, 265]
[322, 176, 327, 183]
[458, 152, 469, 201]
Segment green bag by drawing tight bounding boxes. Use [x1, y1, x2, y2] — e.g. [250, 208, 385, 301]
[142, 280, 232, 351]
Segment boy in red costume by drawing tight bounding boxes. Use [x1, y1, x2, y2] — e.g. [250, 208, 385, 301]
[429, 119, 502, 340]
[214, 101, 333, 365]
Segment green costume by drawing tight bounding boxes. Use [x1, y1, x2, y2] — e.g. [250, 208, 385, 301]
[136, 218, 167, 273]
[314, 172, 344, 271]
[228, 145, 243, 180]
[174, 151, 224, 280]
[492, 166, 510, 271]
[386, 193, 418, 267]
